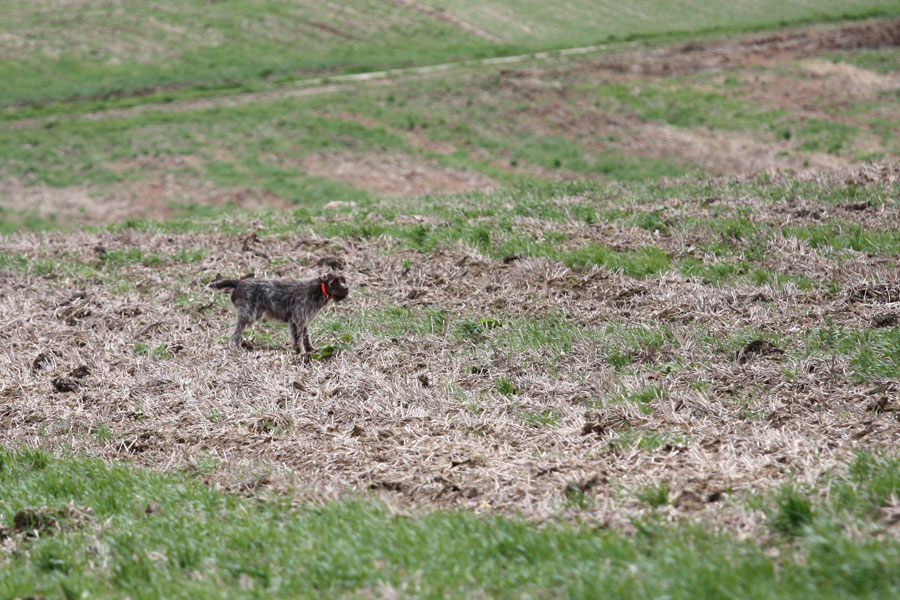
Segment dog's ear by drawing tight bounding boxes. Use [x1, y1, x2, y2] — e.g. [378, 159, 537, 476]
[319, 272, 330, 281]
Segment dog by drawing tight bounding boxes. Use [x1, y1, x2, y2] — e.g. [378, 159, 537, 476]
[209, 272, 348, 353]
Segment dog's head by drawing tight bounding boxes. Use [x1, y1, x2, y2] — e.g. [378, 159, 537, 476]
[320, 272, 349, 301]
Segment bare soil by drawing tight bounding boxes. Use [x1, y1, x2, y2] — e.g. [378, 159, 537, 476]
[564, 18, 900, 80]
[0, 173, 292, 226]
[299, 151, 495, 197]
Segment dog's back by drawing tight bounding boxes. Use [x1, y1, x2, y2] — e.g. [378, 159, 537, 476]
[209, 273, 347, 352]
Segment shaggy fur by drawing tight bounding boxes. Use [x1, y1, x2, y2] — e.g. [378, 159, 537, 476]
[210, 272, 348, 352]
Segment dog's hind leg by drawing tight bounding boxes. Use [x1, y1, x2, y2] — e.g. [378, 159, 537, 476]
[231, 305, 258, 348]
[301, 324, 315, 353]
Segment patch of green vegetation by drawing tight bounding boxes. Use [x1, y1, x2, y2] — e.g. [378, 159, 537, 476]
[603, 385, 666, 415]
[597, 82, 785, 133]
[494, 376, 519, 396]
[101, 248, 165, 267]
[3, 448, 900, 598]
[826, 49, 900, 75]
[521, 409, 559, 427]
[0, 251, 102, 281]
[310, 334, 354, 361]
[132, 343, 174, 359]
[600, 323, 680, 370]
[425, 1, 900, 47]
[804, 324, 900, 380]
[0, 208, 65, 235]
[611, 428, 686, 452]
[88, 423, 116, 444]
[679, 256, 817, 290]
[769, 484, 816, 537]
[786, 222, 900, 256]
[563, 244, 672, 278]
[636, 481, 670, 508]
[831, 450, 900, 518]
[0, 0, 513, 108]
[794, 118, 858, 154]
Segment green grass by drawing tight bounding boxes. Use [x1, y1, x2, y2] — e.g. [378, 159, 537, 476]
[418, 0, 900, 45]
[4, 447, 900, 598]
[0, 208, 64, 235]
[636, 481, 670, 508]
[826, 48, 900, 74]
[804, 324, 900, 381]
[603, 385, 667, 414]
[3, 168, 898, 307]
[595, 82, 785, 132]
[4, 0, 898, 111]
[0, 0, 508, 108]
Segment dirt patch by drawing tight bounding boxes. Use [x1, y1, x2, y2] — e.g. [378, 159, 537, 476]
[300, 151, 495, 197]
[800, 58, 900, 92]
[736, 61, 900, 129]
[0, 168, 292, 226]
[737, 339, 784, 363]
[567, 18, 900, 81]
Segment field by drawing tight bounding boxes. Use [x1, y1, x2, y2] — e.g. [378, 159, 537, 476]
[3, 4, 900, 599]
[2, 0, 898, 108]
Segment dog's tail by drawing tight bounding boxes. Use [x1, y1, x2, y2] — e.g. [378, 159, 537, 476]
[209, 279, 240, 290]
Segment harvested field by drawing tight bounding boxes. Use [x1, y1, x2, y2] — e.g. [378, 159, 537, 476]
[2, 166, 899, 533]
[4, 8, 900, 597]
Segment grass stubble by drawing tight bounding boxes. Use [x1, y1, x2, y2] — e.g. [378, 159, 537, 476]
[1, 164, 900, 595]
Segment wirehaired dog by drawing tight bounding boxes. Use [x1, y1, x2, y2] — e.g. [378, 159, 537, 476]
[209, 272, 348, 353]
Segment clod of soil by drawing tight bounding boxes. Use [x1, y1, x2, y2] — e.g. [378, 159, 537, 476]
[369, 481, 405, 492]
[52, 377, 80, 393]
[674, 490, 705, 511]
[737, 339, 783, 363]
[565, 475, 602, 495]
[707, 490, 725, 503]
[581, 409, 634, 436]
[841, 201, 874, 211]
[31, 352, 55, 372]
[874, 313, 899, 328]
[68, 365, 91, 379]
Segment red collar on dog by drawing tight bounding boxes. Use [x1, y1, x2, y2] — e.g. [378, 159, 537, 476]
[320, 281, 330, 299]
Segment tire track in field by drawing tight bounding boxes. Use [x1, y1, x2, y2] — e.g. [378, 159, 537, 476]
[2, 17, 898, 131]
[0, 43, 624, 132]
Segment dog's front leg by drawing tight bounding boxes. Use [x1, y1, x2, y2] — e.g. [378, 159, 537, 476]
[289, 318, 305, 353]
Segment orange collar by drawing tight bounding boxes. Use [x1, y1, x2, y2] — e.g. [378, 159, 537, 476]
[320, 281, 330, 299]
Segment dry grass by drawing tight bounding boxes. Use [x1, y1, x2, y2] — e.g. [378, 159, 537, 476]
[298, 151, 495, 197]
[2, 174, 899, 534]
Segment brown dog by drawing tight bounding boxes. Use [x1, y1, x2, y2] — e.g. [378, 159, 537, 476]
[209, 272, 348, 353]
